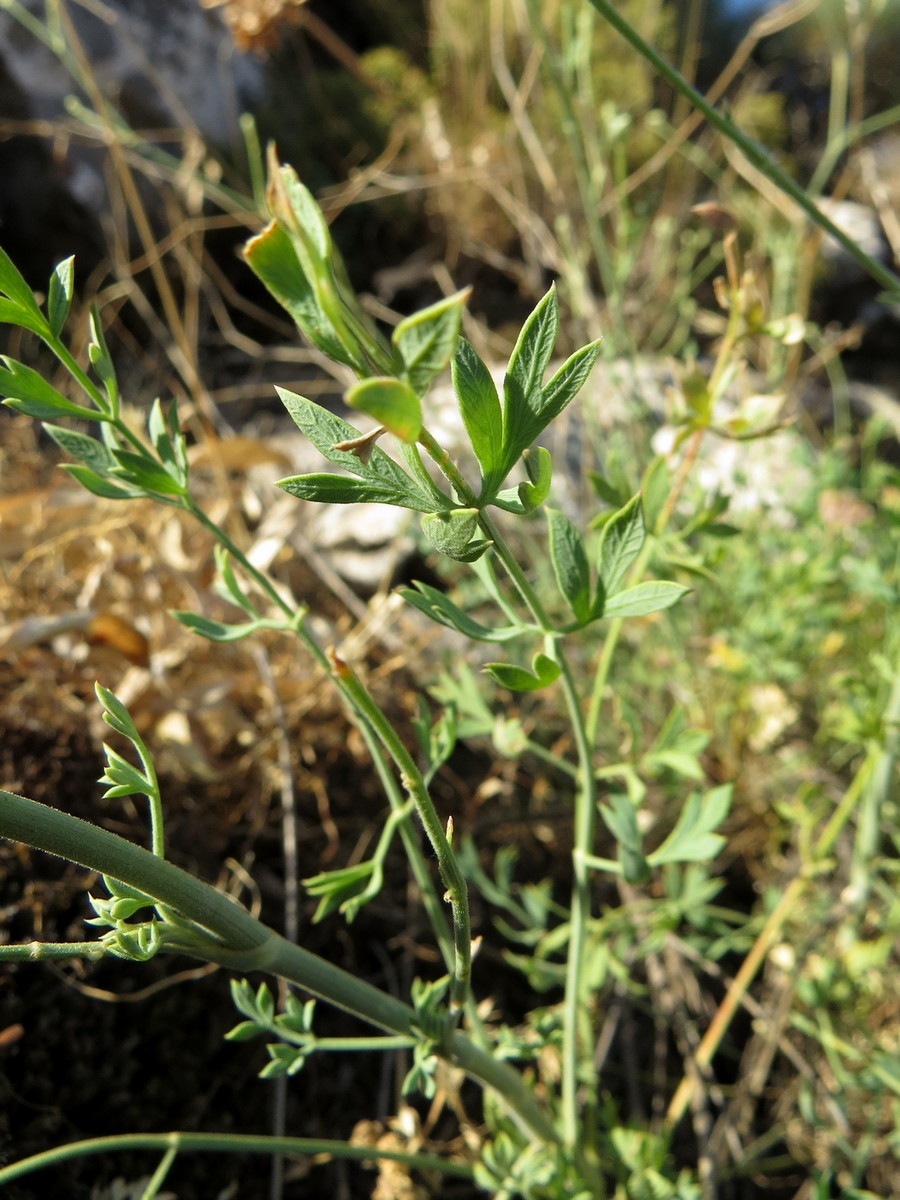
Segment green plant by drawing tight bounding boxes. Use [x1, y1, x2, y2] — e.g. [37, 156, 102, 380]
[2, 4, 900, 1197]
[0, 147, 723, 1195]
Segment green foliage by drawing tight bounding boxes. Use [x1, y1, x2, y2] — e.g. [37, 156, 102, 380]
[1, 4, 899, 1189]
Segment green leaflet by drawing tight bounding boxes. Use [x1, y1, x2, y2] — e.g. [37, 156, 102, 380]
[394, 290, 468, 394]
[347, 377, 422, 444]
[547, 509, 592, 623]
[452, 338, 503, 487]
[276, 388, 436, 512]
[483, 652, 561, 692]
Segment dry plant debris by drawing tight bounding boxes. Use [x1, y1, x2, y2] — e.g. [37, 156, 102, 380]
[201, 0, 310, 52]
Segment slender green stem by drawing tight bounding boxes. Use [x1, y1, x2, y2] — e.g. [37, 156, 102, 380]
[0, 1132, 474, 1187]
[272, 1035, 416, 1052]
[473, 514, 601, 1185]
[335, 666, 472, 1017]
[0, 940, 106, 962]
[125, 728, 165, 858]
[584, 0, 900, 299]
[187, 496, 463, 983]
[477, 513, 553, 632]
[140, 1146, 177, 1200]
[0, 789, 555, 1143]
[556, 658, 601, 1170]
[184, 499, 295, 619]
[586, 613, 624, 749]
[418, 428, 480, 507]
[355, 722, 461, 982]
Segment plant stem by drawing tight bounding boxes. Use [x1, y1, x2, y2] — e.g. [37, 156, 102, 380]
[335, 666, 473, 1017]
[0, 1132, 474, 1187]
[185, 497, 462, 978]
[0, 790, 555, 1143]
[476, 514, 601, 1184]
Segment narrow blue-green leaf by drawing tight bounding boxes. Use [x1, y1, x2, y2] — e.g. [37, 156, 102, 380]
[224, 1020, 264, 1043]
[501, 285, 559, 465]
[275, 389, 431, 509]
[452, 338, 503, 485]
[1, 359, 97, 420]
[110, 450, 186, 496]
[546, 508, 591, 622]
[255, 981, 276, 1023]
[536, 337, 603, 430]
[44, 425, 116, 475]
[145, 400, 187, 486]
[0, 246, 44, 313]
[99, 752, 150, 797]
[277, 471, 433, 511]
[147, 399, 172, 465]
[61, 464, 139, 500]
[601, 580, 688, 619]
[648, 785, 732, 866]
[0, 298, 49, 338]
[400, 582, 522, 642]
[483, 652, 561, 692]
[597, 493, 645, 598]
[88, 305, 118, 412]
[47, 256, 75, 337]
[229, 978, 257, 1018]
[304, 861, 374, 921]
[600, 793, 640, 847]
[346, 376, 422, 443]
[393, 289, 468, 393]
[171, 612, 263, 642]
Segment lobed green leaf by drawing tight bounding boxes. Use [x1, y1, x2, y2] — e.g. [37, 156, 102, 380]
[501, 286, 559, 468]
[276, 389, 433, 511]
[45, 425, 116, 475]
[0, 246, 46, 315]
[393, 289, 468, 393]
[537, 338, 604, 434]
[599, 794, 651, 885]
[110, 450, 187, 497]
[483, 652, 561, 692]
[0, 298, 49, 339]
[452, 338, 503, 486]
[47, 256, 75, 338]
[278, 471, 433, 511]
[346, 376, 422, 443]
[601, 580, 688, 620]
[95, 683, 140, 741]
[546, 508, 592, 623]
[597, 493, 646, 599]
[648, 785, 732, 866]
[1, 357, 97, 420]
[400, 581, 522, 642]
[61, 464, 140, 500]
[172, 612, 264, 642]
[244, 221, 349, 366]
